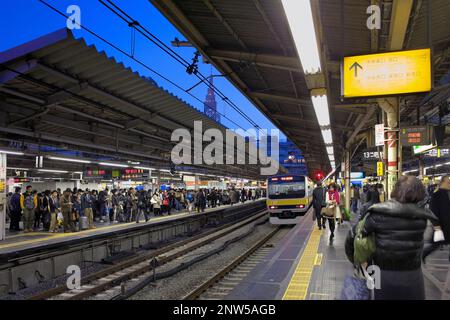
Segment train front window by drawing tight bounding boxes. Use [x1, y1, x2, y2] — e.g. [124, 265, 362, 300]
[268, 182, 305, 199]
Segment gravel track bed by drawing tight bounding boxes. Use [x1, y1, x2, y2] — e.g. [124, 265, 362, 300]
[129, 222, 285, 300]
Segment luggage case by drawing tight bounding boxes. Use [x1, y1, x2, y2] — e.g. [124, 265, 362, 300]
[80, 216, 89, 230]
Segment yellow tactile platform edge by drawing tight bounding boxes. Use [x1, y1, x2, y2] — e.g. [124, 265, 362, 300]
[282, 228, 323, 300]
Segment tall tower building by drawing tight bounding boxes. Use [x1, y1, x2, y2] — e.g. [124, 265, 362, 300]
[204, 76, 220, 123]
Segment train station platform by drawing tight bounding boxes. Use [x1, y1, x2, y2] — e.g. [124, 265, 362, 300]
[0, 200, 264, 259]
[227, 208, 448, 300]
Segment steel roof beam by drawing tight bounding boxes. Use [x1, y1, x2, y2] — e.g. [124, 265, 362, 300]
[35, 62, 186, 130]
[249, 92, 311, 106]
[388, 0, 414, 50]
[205, 48, 302, 73]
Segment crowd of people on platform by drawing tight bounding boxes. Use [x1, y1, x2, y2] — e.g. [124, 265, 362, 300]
[312, 175, 450, 300]
[5, 186, 265, 233]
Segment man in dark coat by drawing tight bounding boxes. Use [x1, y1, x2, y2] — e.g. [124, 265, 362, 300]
[423, 175, 450, 262]
[312, 182, 326, 229]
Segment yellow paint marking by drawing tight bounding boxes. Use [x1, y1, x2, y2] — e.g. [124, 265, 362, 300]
[314, 253, 323, 266]
[0, 212, 191, 250]
[282, 228, 323, 300]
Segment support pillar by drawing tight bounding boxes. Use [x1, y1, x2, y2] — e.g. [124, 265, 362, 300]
[418, 155, 425, 177]
[0, 153, 7, 241]
[378, 97, 400, 199]
[344, 149, 351, 213]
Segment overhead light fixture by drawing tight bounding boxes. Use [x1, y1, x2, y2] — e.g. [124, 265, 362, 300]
[281, 0, 322, 74]
[0, 149, 25, 155]
[7, 167, 29, 171]
[48, 156, 91, 164]
[134, 166, 156, 171]
[326, 146, 334, 155]
[38, 169, 69, 173]
[311, 95, 331, 127]
[321, 129, 333, 145]
[98, 162, 128, 168]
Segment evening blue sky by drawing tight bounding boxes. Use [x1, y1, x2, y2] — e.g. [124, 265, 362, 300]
[0, 0, 286, 140]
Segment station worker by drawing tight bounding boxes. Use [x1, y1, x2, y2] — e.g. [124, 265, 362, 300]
[20, 185, 38, 233]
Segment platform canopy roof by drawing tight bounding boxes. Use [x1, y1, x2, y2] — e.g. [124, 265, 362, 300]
[150, 0, 450, 174]
[0, 28, 276, 179]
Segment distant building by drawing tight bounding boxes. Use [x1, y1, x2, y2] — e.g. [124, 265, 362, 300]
[258, 137, 308, 176]
[279, 140, 308, 175]
[203, 76, 220, 123]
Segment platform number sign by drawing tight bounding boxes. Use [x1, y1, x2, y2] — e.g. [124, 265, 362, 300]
[377, 162, 384, 177]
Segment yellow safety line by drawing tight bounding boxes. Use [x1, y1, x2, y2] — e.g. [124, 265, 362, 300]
[282, 228, 323, 300]
[0, 212, 191, 249]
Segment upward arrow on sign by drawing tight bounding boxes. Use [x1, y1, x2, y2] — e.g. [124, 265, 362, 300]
[349, 61, 363, 77]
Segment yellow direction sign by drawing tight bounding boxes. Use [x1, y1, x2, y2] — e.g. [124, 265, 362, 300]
[342, 48, 431, 98]
[377, 162, 384, 177]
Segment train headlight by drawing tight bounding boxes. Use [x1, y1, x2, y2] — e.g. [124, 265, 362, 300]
[269, 205, 278, 209]
[296, 204, 305, 209]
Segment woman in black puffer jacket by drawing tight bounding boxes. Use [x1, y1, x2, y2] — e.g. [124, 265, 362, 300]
[351, 176, 437, 300]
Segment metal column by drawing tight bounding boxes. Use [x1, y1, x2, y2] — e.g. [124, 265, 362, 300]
[378, 97, 400, 199]
[344, 149, 351, 213]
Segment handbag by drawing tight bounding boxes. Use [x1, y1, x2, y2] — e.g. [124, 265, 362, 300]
[340, 275, 372, 300]
[433, 228, 445, 242]
[354, 214, 376, 265]
[322, 204, 336, 218]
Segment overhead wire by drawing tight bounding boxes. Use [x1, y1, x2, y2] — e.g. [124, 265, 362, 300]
[98, 0, 261, 130]
[36, 0, 247, 131]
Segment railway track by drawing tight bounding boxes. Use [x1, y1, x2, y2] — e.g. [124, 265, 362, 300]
[29, 210, 268, 300]
[183, 226, 283, 300]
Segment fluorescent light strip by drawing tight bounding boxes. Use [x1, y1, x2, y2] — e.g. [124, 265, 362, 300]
[134, 166, 156, 171]
[48, 156, 91, 164]
[326, 146, 334, 155]
[281, 0, 322, 74]
[38, 169, 69, 173]
[321, 129, 333, 145]
[0, 149, 25, 155]
[311, 95, 331, 127]
[7, 167, 29, 171]
[98, 162, 129, 168]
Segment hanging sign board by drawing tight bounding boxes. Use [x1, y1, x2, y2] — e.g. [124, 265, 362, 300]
[400, 126, 431, 147]
[375, 124, 384, 147]
[342, 48, 431, 98]
[377, 162, 384, 177]
[362, 147, 384, 162]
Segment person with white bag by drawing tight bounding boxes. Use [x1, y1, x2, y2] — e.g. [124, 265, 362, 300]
[423, 175, 450, 263]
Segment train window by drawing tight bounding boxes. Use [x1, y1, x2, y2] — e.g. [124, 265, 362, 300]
[268, 182, 305, 199]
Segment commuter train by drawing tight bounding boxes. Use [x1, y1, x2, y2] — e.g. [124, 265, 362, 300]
[266, 174, 314, 224]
